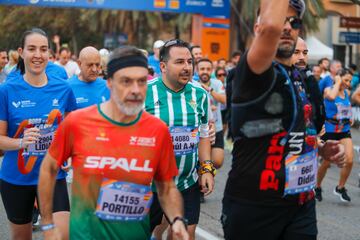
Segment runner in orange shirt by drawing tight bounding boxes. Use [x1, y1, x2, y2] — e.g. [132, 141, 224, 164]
[38, 46, 189, 240]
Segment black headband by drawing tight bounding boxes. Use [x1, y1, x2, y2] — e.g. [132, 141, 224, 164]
[107, 55, 148, 78]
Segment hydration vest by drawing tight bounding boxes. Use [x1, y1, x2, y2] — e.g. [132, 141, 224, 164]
[231, 63, 325, 143]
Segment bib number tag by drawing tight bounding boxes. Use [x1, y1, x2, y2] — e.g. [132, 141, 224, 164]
[23, 126, 55, 156]
[95, 180, 153, 222]
[336, 103, 352, 120]
[284, 149, 317, 195]
[169, 126, 199, 156]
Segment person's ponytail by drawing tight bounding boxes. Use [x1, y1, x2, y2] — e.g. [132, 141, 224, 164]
[16, 58, 25, 75]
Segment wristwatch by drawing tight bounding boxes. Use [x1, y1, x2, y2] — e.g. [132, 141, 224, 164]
[171, 216, 188, 230]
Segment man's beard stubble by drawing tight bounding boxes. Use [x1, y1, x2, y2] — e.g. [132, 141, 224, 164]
[276, 31, 297, 59]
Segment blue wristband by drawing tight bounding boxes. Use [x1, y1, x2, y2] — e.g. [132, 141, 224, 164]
[41, 223, 55, 231]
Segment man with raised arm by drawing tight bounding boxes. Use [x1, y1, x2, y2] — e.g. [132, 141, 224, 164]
[222, 1, 346, 239]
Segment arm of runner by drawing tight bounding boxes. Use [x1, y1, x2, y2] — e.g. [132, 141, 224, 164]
[208, 122, 216, 145]
[318, 140, 346, 168]
[324, 75, 341, 101]
[0, 120, 40, 151]
[198, 136, 214, 196]
[155, 180, 189, 240]
[209, 89, 226, 105]
[38, 153, 62, 240]
[61, 157, 72, 172]
[52, 35, 61, 59]
[247, 0, 289, 74]
[351, 85, 360, 105]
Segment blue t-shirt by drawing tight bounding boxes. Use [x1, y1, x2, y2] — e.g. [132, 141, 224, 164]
[0, 74, 77, 185]
[148, 55, 161, 77]
[324, 90, 352, 133]
[318, 75, 333, 95]
[68, 76, 110, 109]
[6, 62, 68, 82]
[192, 72, 200, 82]
[351, 73, 359, 95]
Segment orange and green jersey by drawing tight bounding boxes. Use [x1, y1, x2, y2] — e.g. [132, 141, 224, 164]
[48, 105, 178, 240]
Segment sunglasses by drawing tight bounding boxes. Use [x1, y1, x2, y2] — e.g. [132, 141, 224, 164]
[160, 39, 187, 61]
[163, 39, 184, 48]
[285, 16, 302, 29]
[217, 73, 227, 77]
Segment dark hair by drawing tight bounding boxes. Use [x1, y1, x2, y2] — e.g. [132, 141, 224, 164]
[349, 64, 357, 72]
[109, 46, 145, 62]
[148, 67, 155, 76]
[59, 47, 70, 55]
[190, 45, 201, 54]
[197, 58, 213, 66]
[231, 50, 242, 58]
[338, 68, 353, 77]
[215, 67, 227, 77]
[16, 28, 49, 75]
[318, 57, 329, 65]
[159, 39, 191, 62]
[48, 49, 55, 58]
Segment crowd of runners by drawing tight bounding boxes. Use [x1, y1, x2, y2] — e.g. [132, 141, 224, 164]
[0, 0, 359, 239]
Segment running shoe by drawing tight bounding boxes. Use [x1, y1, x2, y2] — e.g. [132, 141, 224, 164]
[32, 207, 39, 225]
[314, 187, 322, 202]
[333, 186, 351, 202]
[32, 207, 40, 230]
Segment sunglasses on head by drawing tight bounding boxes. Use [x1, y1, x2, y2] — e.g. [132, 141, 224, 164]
[285, 16, 302, 29]
[163, 39, 185, 48]
[160, 39, 187, 61]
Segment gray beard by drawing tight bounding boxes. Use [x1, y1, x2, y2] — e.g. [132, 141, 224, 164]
[112, 89, 143, 116]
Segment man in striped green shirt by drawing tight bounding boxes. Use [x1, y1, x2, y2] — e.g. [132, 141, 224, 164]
[145, 39, 214, 240]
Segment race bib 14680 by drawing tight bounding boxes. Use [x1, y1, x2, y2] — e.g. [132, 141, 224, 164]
[95, 180, 153, 222]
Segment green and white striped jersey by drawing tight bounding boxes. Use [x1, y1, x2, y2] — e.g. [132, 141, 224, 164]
[145, 77, 209, 191]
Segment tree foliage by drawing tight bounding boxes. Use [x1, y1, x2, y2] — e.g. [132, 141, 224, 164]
[231, 0, 327, 50]
[0, 6, 192, 54]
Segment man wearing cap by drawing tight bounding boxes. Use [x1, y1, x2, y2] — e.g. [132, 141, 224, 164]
[38, 46, 189, 240]
[222, 1, 346, 239]
[148, 40, 165, 77]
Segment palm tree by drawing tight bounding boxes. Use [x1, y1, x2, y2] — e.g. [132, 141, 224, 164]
[230, 0, 327, 51]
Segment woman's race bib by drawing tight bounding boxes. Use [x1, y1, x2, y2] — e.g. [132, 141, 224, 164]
[23, 126, 56, 156]
[336, 103, 352, 120]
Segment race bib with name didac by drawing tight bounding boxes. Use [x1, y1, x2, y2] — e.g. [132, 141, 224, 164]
[284, 149, 318, 195]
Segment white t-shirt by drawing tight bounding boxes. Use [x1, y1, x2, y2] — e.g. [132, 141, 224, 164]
[55, 60, 80, 78]
[209, 78, 225, 132]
